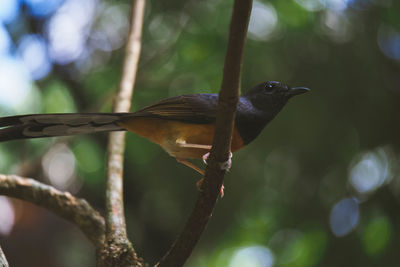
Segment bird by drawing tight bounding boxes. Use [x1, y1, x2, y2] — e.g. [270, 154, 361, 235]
[0, 81, 309, 180]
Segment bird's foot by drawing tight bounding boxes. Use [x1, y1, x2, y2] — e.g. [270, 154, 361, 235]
[202, 151, 233, 171]
[202, 152, 209, 164]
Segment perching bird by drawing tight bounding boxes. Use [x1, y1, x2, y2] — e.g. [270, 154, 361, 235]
[0, 81, 309, 176]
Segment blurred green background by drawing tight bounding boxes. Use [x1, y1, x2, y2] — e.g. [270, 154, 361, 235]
[1, 0, 400, 266]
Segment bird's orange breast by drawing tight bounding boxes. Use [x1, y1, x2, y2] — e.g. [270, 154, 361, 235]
[118, 117, 244, 159]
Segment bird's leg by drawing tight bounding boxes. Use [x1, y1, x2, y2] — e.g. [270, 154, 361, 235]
[176, 157, 224, 198]
[176, 158, 205, 176]
[176, 139, 226, 197]
[176, 139, 212, 150]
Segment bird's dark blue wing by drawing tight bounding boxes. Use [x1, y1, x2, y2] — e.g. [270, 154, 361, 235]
[130, 94, 219, 124]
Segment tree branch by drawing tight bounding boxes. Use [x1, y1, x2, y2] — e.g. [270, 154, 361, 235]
[0, 245, 9, 267]
[100, 0, 146, 266]
[156, 1, 253, 266]
[0, 174, 105, 249]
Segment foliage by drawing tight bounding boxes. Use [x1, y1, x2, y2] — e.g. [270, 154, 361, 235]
[0, 0, 400, 266]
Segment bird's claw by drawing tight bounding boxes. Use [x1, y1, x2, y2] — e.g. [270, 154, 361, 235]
[202, 151, 233, 171]
[202, 152, 210, 164]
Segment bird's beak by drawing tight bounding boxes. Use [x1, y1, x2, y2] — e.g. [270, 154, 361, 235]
[286, 86, 310, 97]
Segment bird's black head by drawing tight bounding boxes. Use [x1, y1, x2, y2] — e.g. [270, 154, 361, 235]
[235, 81, 309, 145]
[244, 81, 309, 112]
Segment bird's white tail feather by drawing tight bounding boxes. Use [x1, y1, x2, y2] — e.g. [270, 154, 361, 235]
[0, 113, 127, 142]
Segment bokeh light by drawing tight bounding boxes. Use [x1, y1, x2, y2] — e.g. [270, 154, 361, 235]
[361, 216, 392, 257]
[294, 0, 325, 12]
[329, 198, 359, 237]
[148, 13, 182, 47]
[229, 246, 274, 267]
[325, 0, 349, 11]
[0, 24, 12, 55]
[0, 0, 20, 24]
[17, 34, 52, 80]
[46, 0, 96, 65]
[0, 196, 15, 236]
[72, 138, 103, 185]
[41, 143, 79, 191]
[248, 1, 278, 41]
[377, 24, 400, 61]
[268, 229, 328, 266]
[24, 0, 64, 17]
[0, 55, 31, 110]
[268, 229, 303, 265]
[349, 147, 392, 195]
[1, 0, 400, 266]
[295, 0, 351, 12]
[42, 81, 76, 113]
[75, 3, 130, 73]
[347, 0, 379, 10]
[92, 4, 130, 52]
[321, 10, 351, 42]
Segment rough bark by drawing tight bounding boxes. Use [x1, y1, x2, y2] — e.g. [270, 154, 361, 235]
[99, 0, 146, 266]
[0, 175, 105, 249]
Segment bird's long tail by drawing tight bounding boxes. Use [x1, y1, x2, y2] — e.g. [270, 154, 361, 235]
[0, 113, 129, 142]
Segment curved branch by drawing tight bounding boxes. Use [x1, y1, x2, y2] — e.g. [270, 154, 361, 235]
[156, 0, 253, 266]
[101, 0, 146, 266]
[0, 174, 105, 249]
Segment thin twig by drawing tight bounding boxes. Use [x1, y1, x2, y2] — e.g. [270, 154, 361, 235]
[101, 0, 146, 266]
[0, 174, 105, 249]
[156, 1, 253, 266]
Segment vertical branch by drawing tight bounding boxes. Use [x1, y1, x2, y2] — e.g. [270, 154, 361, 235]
[156, 0, 253, 266]
[0, 246, 9, 267]
[100, 0, 146, 266]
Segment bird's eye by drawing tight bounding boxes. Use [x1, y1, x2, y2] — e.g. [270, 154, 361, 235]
[264, 82, 278, 92]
